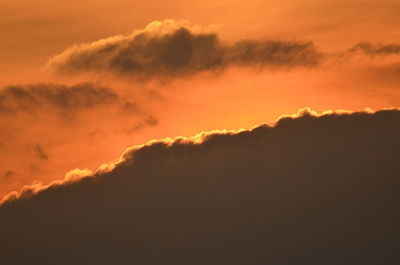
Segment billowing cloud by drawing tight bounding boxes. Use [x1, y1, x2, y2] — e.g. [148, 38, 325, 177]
[46, 20, 324, 79]
[349, 42, 400, 56]
[1, 108, 399, 264]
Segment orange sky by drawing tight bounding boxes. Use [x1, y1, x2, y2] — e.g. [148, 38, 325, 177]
[1, 0, 400, 199]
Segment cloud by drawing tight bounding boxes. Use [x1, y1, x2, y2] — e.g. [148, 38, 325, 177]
[123, 116, 158, 134]
[0, 81, 159, 199]
[46, 20, 324, 79]
[0, 82, 119, 114]
[349, 42, 400, 56]
[3, 171, 14, 180]
[0, 82, 158, 124]
[33, 144, 49, 161]
[1, 108, 400, 264]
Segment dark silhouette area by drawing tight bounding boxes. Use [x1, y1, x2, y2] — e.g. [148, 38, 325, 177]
[47, 27, 323, 79]
[1, 109, 400, 265]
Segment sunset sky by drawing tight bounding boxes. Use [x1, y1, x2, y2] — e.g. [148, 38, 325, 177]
[1, 1, 400, 264]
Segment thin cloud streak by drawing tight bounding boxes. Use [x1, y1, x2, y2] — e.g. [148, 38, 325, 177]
[0, 83, 118, 114]
[349, 42, 400, 56]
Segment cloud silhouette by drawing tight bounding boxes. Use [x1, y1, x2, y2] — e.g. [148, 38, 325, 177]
[32, 144, 49, 161]
[2, 171, 14, 180]
[0, 82, 156, 124]
[0, 82, 119, 114]
[1, 108, 400, 265]
[349, 42, 400, 56]
[46, 20, 324, 79]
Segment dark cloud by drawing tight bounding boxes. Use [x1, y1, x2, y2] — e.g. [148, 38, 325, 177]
[349, 42, 400, 56]
[3, 171, 14, 180]
[33, 144, 49, 161]
[124, 116, 158, 134]
[0, 82, 158, 129]
[46, 20, 324, 79]
[1, 109, 400, 264]
[120, 102, 141, 114]
[227, 39, 321, 68]
[0, 82, 119, 114]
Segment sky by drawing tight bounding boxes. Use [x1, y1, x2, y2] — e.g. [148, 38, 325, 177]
[1, 1, 400, 263]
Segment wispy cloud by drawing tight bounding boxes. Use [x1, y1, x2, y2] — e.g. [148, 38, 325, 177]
[0, 83, 118, 114]
[349, 42, 400, 56]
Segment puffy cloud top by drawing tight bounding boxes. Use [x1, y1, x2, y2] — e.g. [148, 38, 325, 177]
[1, 109, 400, 264]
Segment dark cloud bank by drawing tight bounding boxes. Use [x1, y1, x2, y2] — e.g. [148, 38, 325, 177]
[46, 21, 323, 79]
[1, 109, 400, 264]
